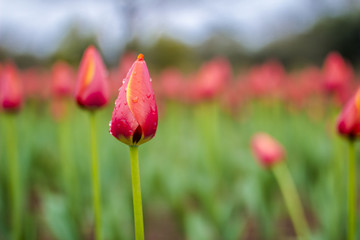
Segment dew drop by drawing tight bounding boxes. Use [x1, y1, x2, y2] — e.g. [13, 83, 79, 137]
[109, 121, 112, 127]
[122, 79, 125, 85]
[151, 106, 156, 112]
[132, 96, 139, 103]
[150, 78, 152, 82]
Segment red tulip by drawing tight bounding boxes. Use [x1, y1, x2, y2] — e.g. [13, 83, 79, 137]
[75, 46, 109, 110]
[159, 68, 184, 100]
[51, 61, 74, 98]
[0, 62, 23, 113]
[323, 52, 353, 93]
[190, 57, 231, 101]
[251, 133, 285, 167]
[337, 96, 360, 139]
[110, 54, 158, 146]
[248, 60, 285, 98]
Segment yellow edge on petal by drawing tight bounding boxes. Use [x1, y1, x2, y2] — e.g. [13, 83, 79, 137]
[126, 72, 145, 144]
[84, 56, 95, 87]
[355, 91, 360, 111]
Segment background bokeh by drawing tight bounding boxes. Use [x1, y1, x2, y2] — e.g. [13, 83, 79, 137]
[1, 0, 360, 239]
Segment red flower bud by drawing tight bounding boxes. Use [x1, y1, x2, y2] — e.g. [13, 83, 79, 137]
[51, 61, 74, 98]
[251, 133, 285, 167]
[75, 46, 109, 110]
[323, 52, 353, 93]
[337, 96, 360, 139]
[0, 62, 23, 113]
[110, 54, 158, 146]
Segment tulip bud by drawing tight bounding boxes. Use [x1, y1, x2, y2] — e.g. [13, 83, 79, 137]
[323, 52, 353, 93]
[51, 61, 74, 98]
[337, 96, 360, 140]
[251, 133, 285, 167]
[75, 46, 109, 110]
[0, 62, 23, 113]
[110, 54, 158, 146]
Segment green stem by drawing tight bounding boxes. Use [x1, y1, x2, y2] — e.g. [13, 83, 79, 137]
[59, 118, 71, 196]
[90, 113, 102, 240]
[272, 162, 309, 240]
[129, 146, 145, 240]
[347, 140, 356, 240]
[5, 115, 21, 240]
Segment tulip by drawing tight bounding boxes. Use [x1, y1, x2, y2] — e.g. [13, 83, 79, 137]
[248, 60, 285, 99]
[110, 54, 158, 240]
[323, 52, 353, 93]
[110, 53, 158, 146]
[251, 133, 309, 239]
[51, 61, 74, 121]
[0, 63, 23, 113]
[51, 61, 74, 98]
[75, 46, 109, 240]
[189, 57, 231, 102]
[337, 93, 360, 240]
[159, 68, 184, 101]
[323, 52, 354, 105]
[337, 97, 360, 140]
[251, 133, 285, 167]
[75, 45, 109, 110]
[0, 62, 23, 240]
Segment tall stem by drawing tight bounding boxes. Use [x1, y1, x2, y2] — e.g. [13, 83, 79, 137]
[5, 115, 21, 240]
[272, 162, 309, 239]
[347, 140, 356, 240]
[90, 113, 102, 240]
[129, 146, 144, 240]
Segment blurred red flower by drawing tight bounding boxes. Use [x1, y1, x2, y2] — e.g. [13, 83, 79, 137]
[75, 46, 109, 110]
[0, 62, 23, 113]
[251, 133, 285, 167]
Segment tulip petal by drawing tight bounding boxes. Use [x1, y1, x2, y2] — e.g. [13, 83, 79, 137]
[75, 46, 109, 109]
[0, 63, 23, 112]
[126, 55, 158, 143]
[110, 54, 158, 146]
[110, 83, 139, 145]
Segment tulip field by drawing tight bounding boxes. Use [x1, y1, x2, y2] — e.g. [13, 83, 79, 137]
[0, 49, 358, 240]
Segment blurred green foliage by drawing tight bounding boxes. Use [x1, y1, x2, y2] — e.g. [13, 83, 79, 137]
[0, 99, 352, 239]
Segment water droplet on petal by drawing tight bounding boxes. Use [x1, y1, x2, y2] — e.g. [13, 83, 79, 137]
[109, 121, 112, 127]
[132, 96, 139, 103]
[150, 78, 152, 82]
[122, 79, 125, 85]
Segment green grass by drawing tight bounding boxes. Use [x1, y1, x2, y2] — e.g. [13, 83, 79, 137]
[0, 98, 351, 239]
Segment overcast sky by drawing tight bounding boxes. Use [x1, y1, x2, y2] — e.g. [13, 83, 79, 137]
[0, 0, 358, 61]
